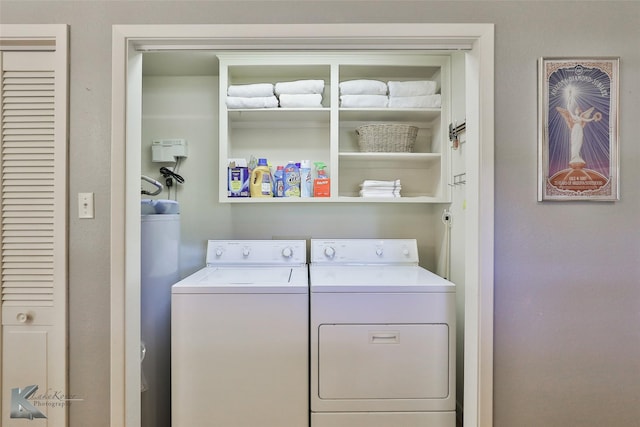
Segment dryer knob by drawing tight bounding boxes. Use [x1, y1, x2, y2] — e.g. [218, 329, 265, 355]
[282, 247, 293, 258]
[403, 248, 410, 256]
[324, 246, 336, 259]
[376, 247, 384, 256]
[242, 247, 250, 257]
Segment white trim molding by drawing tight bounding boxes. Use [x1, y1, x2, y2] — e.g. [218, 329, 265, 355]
[111, 23, 494, 427]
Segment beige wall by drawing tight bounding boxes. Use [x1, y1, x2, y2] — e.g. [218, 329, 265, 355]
[2, 1, 639, 426]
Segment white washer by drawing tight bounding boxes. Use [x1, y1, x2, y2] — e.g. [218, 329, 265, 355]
[310, 239, 456, 427]
[172, 240, 309, 427]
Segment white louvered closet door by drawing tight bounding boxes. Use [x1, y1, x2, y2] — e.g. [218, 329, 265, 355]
[0, 26, 68, 427]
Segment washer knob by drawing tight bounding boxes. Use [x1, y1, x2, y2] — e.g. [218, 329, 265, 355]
[324, 246, 336, 259]
[242, 247, 250, 257]
[403, 248, 410, 256]
[215, 247, 224, 257]
[282, 247, 293, 258]
[376, 247, 384, 256]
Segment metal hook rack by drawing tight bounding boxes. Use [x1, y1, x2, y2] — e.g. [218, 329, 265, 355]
[449, 121, 466, 150]
[449, 173, 466, 187]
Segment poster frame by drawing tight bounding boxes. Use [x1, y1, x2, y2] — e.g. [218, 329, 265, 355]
[538, 57, 619, 201]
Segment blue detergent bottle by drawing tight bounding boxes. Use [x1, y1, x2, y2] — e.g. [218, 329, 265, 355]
[273, 165, 284, 197]
[283, 161, 301, 197]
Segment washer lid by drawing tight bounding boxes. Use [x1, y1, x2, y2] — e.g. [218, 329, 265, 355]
[310, 265, 454, 293]
[172, 265, 309, 294]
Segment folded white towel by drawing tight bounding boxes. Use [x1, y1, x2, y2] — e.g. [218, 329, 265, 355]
[274, 79, 325, 95]
[359, 190, 401, 198]
[226, 96, 279, 109]
[278, 93, 323, 108]
[227, 83, 274, 98]
[340, 94, 388, 108]
[388, 80, 438, 97]
[339, 79, 387, 95]
[360, 179, 401, 197]
[360, 189, 401, 193]
[388, 95, 442, 108]
[360, 179, 401, 188]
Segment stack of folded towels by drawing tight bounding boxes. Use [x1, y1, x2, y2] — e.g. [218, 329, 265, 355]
[387, 80, 441, 108]
[359, 179, 402, 198]
[339, 79, 388, 108]
[226, 79, 440, 109]
[275, 79, 325, 108]
[225, 80, 325, 109]
[226, 83, 279, 109]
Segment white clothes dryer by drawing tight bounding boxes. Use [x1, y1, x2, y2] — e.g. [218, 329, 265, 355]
[309, 239, 456, 427]
[172, 240, 309, 427]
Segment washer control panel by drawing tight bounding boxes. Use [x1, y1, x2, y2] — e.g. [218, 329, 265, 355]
[310, 239, 419, 265]
[206, 240, 306, 265]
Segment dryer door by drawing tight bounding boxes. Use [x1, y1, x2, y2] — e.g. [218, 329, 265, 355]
[318, 323, 449, 399]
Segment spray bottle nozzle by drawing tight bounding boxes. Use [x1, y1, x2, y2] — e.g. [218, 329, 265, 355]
[314, 161, 327, 177]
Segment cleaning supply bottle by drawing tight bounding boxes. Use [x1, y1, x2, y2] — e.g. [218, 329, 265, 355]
[283, 161, 301, 197]
[313, 161, 330, 197]
[273, 165, 285, 197]
[300, 160, 312, 198]
[250, 158, 273, 197]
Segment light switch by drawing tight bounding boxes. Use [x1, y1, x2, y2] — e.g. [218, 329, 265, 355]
[78, 192, 94, 219]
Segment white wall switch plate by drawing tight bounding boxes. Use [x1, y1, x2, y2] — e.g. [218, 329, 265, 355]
[78, 192, 94, 219]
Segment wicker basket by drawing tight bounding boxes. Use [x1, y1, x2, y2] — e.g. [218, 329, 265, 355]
[356, 124, 418, 152]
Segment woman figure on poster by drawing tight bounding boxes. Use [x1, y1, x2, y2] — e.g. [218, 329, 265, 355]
[556, 104, 602, 168]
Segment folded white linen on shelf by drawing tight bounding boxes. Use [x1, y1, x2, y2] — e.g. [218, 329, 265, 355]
[340, 94, 388, 108]
[226, 96, 279, 109]
[227, 83, 274, 98]
[339, 79, 388, 95]
[275, 79, 325, 95]
[278, 93, 323, 108]
[359, 179, 402, 197]
[359, 190, 402, 197]
[360, 179, 401, 188]
[388, 95, 442, 108]
[387, 80, 438, 97]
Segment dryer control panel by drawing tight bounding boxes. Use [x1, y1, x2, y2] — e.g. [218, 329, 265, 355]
[310, 239, 419, 265]
[206, 240, 306, 265]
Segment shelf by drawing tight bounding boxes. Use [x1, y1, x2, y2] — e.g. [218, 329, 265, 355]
[228, 108, 330, 124]
[339, 108, 440, 123]
[339, 152, 441, 168]
[334, 196, 449, 203]
[222, 195, 448, 204]
[224, 197, 329, 203]
[219, 52, 451, 205]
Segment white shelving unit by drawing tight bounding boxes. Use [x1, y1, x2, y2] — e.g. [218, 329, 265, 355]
[218, 52, 450, 203]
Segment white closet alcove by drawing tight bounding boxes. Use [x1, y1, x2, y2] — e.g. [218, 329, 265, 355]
[111, 23, 494, 427]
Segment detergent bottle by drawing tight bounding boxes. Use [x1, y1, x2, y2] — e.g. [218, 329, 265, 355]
[273, 165, 285, 197]
[299, 160, 312, 198]
[250, 158, 273, 197]
[283, 161, 301, 197]
[313, 162, 330, 197]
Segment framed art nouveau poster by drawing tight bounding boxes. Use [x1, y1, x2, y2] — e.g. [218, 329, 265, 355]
[538, 57, 619, 201]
